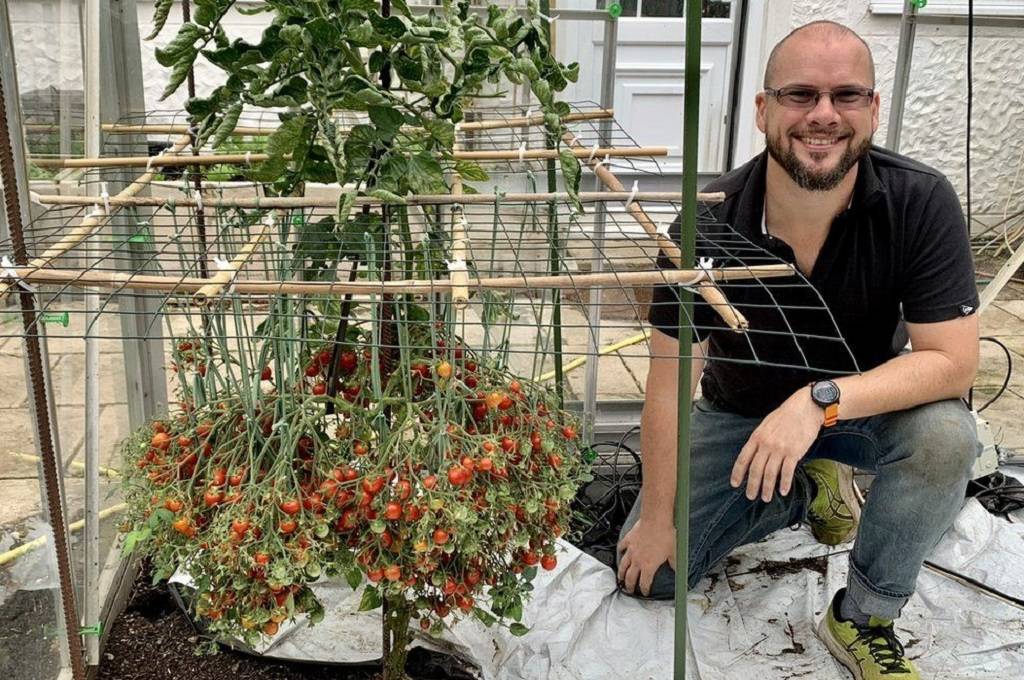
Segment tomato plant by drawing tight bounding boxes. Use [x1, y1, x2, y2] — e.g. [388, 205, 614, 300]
[125, 0, 590, 676]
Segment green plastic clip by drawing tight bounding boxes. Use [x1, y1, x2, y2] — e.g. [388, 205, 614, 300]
[910, 0, 927, 8]
[39, 312, 70, 327]
[79, 622, 103, 636]
[582, 447, 598, 464]
[607, 2, 623, 18]
[129, 221, 153, 244]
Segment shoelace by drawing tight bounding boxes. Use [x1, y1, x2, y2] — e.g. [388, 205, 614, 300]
[854, 623, 910, 674]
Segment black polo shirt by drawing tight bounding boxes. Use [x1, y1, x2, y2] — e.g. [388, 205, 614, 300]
[647, 146, 979, 418]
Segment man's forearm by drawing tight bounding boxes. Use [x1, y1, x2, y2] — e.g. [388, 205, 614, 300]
[833, 348, 976, 420]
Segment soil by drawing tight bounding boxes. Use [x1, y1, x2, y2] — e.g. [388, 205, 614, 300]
[97, 565, 476, 680]
[0, 588, 62, 680]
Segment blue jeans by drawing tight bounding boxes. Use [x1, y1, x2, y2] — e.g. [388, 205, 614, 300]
[617, 396, 979, 619]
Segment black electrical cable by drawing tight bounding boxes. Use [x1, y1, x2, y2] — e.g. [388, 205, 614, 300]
[976, 336, 1012, 413]
[966, 0, 973, 231]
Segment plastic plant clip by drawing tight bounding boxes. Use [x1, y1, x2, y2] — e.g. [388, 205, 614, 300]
[608, 2, 623, 18]
[910, 0, 927, 7]
[1, 255, 37, 294]
[40, 312, 71, 327]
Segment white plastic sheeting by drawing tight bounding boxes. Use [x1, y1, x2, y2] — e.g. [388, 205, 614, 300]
[192, 496, 1024, 679]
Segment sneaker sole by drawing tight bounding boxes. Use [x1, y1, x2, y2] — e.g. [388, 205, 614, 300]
[835, 463, 862, 544]
[816, 615, 864, 680]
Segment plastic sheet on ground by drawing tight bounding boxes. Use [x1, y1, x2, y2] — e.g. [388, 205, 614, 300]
[194, 496, 1024, 679]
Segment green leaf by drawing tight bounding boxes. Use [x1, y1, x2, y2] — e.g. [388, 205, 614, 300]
[146, 0, 174, 40]
[358, 586, 382, 612]
[345, 566, 363, 590]
[152, 565, 174, 584]
[369, 13, 407, 41]
[454, 160, 489, 182]
[336, 191, 357, 228]
[155, 23, 204, 67]
[159, 48, 198, 101]
[407, 153, 446, 194]
[210, 102, 242, 148]
[508, 600, 523, 622]
[368, 189, 407, 205]
[422, 118, 455, 148]
[473, 608, 497, 627]
[280, 24, 304, 46]
[193, 0, 218, 27]
[368, 106, 404, 135]
[559, 148, 582, 211]
[120, 527, 151, 557]
[509, 622, 530, 636]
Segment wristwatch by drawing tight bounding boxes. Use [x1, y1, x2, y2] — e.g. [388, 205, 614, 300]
[809, 380, 840, 428]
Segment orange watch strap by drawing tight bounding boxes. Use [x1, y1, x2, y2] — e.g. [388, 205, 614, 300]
[823, 403, 839, 427]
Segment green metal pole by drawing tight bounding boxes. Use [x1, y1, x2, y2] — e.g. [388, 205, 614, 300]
[539, 0, 565, 409]
[675, 1, 702, 678]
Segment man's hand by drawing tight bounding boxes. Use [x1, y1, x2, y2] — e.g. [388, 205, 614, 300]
[730, 387, 823, 502]
[617, 517, 676, 596]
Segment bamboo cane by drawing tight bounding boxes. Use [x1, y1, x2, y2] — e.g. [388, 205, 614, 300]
[31, 190, 725, 209]
[563, 132, 749, 331]
[0, 134, 193, 299]
[449, 174, 470, 308]
[6, 263, 794, 296]
[76, 109, 615, 137]
[193, 216, 274, 304]
[28, 145, 668, 170]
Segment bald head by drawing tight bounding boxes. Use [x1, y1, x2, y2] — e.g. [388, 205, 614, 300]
[764, 21, 875, 89]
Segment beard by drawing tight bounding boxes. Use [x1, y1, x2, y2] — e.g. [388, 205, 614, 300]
[765, 130, 872, 192]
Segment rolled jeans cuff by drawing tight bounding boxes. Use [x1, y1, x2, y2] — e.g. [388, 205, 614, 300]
[847, 564, 911, 621]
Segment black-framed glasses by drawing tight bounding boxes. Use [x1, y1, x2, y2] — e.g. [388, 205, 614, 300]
[764, 86, 874, 111]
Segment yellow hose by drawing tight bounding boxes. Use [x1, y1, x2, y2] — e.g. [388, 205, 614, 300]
[0, 503, 127, 567]
[9, 451, 120, 478]
[537, 330, 650, 383]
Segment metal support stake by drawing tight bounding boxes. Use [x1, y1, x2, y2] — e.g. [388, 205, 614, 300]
[582, 4, 619, 440]
[83, 0, 102, 666]
[886, 0, 919, 152]
[0, 2, 85, 677]
[675, 1, 702, 678]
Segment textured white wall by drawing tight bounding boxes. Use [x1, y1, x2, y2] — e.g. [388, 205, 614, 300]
[754, 0, 1024, 220]
[8, 0, 1023, 218]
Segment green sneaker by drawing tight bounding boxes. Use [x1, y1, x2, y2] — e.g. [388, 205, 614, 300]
[804, 459, 861, 545]
[817, 589, 920, 680]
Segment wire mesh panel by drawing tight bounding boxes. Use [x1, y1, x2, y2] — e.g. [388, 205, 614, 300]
[0, 92, 866, 680]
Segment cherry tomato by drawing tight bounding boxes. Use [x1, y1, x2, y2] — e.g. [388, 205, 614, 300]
[541, 554, 558, 571]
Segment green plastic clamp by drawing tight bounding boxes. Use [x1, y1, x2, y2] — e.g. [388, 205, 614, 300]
[910, 0, 927, 8]
[79, 622, 103, 636]
[39, 312, 70, 327]
[608, 3, 623, 19]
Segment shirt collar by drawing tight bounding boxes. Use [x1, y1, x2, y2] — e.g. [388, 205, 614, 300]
[734, 146, 888, 237]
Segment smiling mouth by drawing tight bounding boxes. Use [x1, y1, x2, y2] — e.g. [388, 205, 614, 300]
[794, 134, 850, 150]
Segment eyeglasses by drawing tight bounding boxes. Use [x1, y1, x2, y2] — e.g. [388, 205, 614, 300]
[764, 86, 874, 111]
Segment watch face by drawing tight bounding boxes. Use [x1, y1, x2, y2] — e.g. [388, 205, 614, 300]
[812, 381, 840, 405]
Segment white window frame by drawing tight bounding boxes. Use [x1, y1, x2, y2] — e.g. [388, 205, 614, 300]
[870, 1, 1024, 17]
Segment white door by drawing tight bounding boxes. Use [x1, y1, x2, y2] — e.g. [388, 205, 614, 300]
[557, 0, 736, 184]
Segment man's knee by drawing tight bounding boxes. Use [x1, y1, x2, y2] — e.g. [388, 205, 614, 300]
[894, 399, 978, 485]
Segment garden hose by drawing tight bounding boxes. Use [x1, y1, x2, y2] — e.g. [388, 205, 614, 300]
[9, 451, 120, 478]
[537, 330, 650, 383]
[0, 502, 127, 566]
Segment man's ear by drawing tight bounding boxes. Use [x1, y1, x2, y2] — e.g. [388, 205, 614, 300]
[755, 92, 767, 133]
[871, 90, 881, 133]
